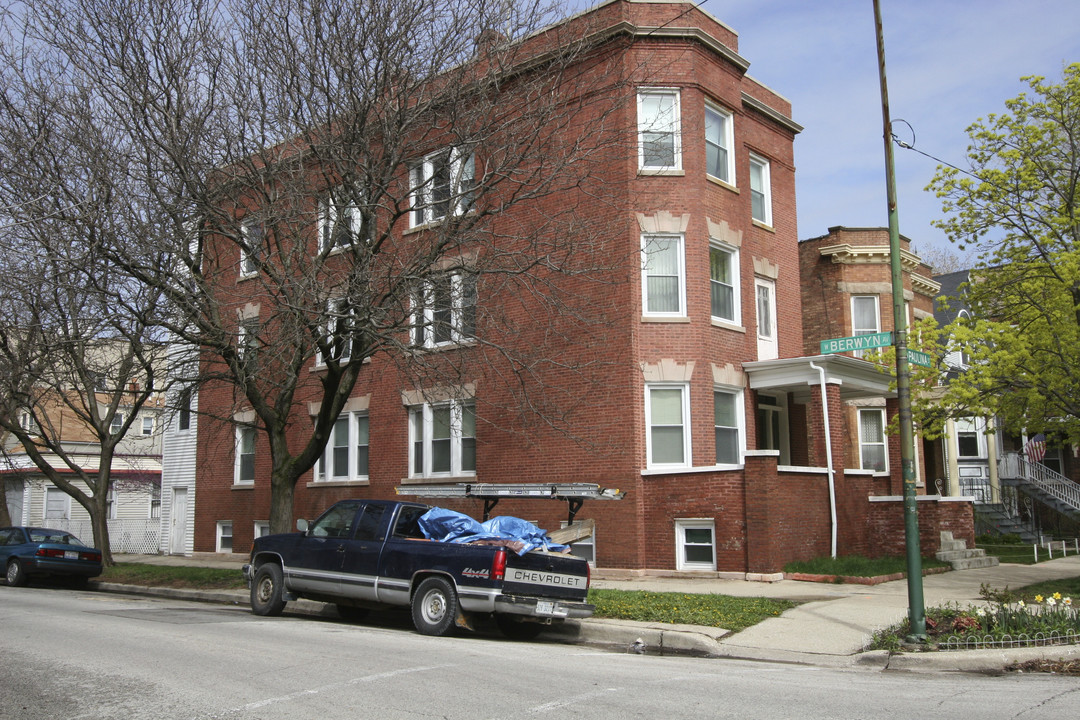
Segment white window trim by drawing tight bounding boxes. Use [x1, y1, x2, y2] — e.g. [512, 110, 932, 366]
[705, 101, 734, 184]
[641, 233, 686, 318]
[645, 382, 691, 469]
[851, 295, 881, 359]
[314, 411, 370, 484]
[749, 153, 772, 226]
[409, 147, 475, 228]
[216, 521, 234, 553]
[408, 399, 476, 479]
[240, 221, 262, 278]
[858, 408, 889, 473]
[318, 187, 363, 254]
[709, 240, 740, 325]
[955, 416, 987, 459]
[317, 297, 357, 366]
[637, 88, 682, 171]
[177, 388, 194, 433]
[254, 521, 270, 539]
[411, 272, 477, 349]
[234, 425, 256, 486]
[141, 416, 154, 436]
[110, 412, 125, 436]
[713, 386, 745, 466]
[45, 487, 70, 520]
[675, 518, 716, 571]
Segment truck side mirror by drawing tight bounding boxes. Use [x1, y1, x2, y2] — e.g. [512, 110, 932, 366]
[296, 519, 309, 535]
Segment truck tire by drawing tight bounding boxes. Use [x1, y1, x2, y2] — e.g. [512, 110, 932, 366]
[495, 615, 544, 641]
[250, 563, 287, 616]
[411, 576, 458, 636]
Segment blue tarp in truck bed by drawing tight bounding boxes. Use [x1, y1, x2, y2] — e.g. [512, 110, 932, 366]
[417, 507, 570, 555]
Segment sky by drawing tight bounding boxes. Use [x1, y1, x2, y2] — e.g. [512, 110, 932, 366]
[693, 0, 1080, 263]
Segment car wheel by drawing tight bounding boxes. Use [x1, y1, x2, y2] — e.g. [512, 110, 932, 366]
[250, 563, 287, 616]
[495, 615, 544, 640]
[336, 604, 370, 623]
[411, 576, 458, 636]
[6, 559, 27, 587]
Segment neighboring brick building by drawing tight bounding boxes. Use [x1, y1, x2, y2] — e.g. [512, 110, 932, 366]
[185, 1, 974, 574]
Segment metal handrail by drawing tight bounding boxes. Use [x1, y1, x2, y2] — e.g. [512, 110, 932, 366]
[999, 452, 1080, 512]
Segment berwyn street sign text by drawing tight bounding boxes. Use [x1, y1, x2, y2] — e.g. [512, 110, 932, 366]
[819, 331, 892, 354]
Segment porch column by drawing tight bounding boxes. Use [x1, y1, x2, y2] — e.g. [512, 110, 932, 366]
[987, 417, 1001, 503]
[944, 418, 960, 496]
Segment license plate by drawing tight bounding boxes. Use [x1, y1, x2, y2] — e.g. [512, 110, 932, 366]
[64, 551, 78, 559]
[536, 601, 555, 615]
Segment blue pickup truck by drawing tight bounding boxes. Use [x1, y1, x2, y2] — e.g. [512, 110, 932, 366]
[242, 499, 594, 638]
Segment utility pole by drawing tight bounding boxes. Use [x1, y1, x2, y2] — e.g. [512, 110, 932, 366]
[873, 0, 926, 641]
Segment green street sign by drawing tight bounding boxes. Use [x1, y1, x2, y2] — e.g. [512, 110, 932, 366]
[906, 349, 932, 367]
[819, 331, 892, 355]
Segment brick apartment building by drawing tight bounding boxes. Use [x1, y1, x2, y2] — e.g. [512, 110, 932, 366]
[178, 1, 974, 574]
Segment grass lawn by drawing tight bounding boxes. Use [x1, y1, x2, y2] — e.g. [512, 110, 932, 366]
[783, 554, 949, 578]
[100, 563, 248, 590]
[976, 534, 1080, 565]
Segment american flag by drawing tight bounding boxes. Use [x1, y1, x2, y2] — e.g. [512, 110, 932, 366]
[1025, 433, 1047, 463]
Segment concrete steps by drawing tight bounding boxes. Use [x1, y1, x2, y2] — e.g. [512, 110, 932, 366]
[936, 531, 1000, 570]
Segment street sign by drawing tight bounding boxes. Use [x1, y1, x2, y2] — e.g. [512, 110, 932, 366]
[819, 331, 892, 355]
[906, 349, 932, 367]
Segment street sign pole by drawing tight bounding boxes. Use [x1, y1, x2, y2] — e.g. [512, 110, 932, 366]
[874, 0, 925, 641]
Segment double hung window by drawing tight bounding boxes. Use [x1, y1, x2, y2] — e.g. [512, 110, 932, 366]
[638, 89, 681, 170]
[412, 272, 477, 348]
[409, 400, 476, 478]
[642, 234, 685, 317]
[709, 242, 739, 324]
[315, 412, 370, 483]
[410, 148, 475, 227]
[705, 103, 733, 183]
[321, 298, 359, 364]
[319, 187, 364, 252]
[235, 425, 256, 485]
[749, 154, 772, 225]
[240, 222, 263, 277]
[675, 519, 715, 571]
[851, 296, 880, 359]
[858, 409, 887, 472]
[646, 383, 690, 468]
[714, 389, 742, 465]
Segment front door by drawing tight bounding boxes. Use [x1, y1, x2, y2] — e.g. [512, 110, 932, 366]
[756, 277, 777, 360]
[170, 487, 188, 555]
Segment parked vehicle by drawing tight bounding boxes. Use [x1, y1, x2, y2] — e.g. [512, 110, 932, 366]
[0, 527, 104, 587]
[243, 499, 594, 638]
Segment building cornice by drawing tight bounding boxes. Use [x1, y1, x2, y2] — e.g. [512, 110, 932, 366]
[911, 272, 941, 297]
[740, 92, 803, 135]
[818, 243, 921, 271]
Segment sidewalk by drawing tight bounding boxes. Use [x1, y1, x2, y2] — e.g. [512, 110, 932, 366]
[105, 553, 1080, 672]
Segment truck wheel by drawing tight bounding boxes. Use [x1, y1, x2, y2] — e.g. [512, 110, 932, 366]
[250, 563, 287, 616]
[411, 576, 458, 636]
[6, 559, 27, 587]
[336, 604, 370, 623]
[495, 615, 544, 641]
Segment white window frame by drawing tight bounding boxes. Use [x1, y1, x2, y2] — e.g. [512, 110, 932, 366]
[150, 485, 161, 519]
[637, 88, 682, 171]
[645, 383, 691, 469]
[755, 276, 777, 360]
[254, 521, 270, 539]
[314, 411, 370, 483]
[749, 153, 772, 226]
[44, 487, 69, 519]
[713, 387, 744, 466]
[675, 519, 716, 571]
[709, 241, 740, 325]
[106, 488, 117, 520]
[110, 412, 125, 436]
[955, 416, 986, 459]
[408, 399, 476, 479]
[238, 318, 260, 364]
[851, 295, 881, 359]
[641, 233, 686, 318]
[318, 297, 358, 365]
[19, 411, 40, 435]
[240, 221, 263, 277]
[177, 388, 193, 433]
[705, 101, 734, 184]
[858, 408, 888, 473]
[412, 272, 477, 349]
[234, 425, 256, 486]
[409, 147, 475, 228]
[141, 416, 154, 436]
[318, 186, 364, 253]
[216, 521, 234, 553]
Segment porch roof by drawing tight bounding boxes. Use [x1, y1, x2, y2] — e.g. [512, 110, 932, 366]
[742, 354, 896, 403]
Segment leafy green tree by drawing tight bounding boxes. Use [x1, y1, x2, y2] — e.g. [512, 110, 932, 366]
[926, 63, 1080, 442]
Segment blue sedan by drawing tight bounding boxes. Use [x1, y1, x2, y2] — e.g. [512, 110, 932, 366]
[0, 527, 103, 587]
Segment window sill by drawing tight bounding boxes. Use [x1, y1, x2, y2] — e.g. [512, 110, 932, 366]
[238, 272, 258, 282]
[638, 167, 685, 177]
[310, 356, 371, 373]
[409, 339, 478, 354]
[307, 479, 370, 488]
[232, 483, 255, 490]
[751, 219, 775, 232]
[642, 464, 743, 476]
[706, 175, 738, 192]
[400, 475, 477, 485]
[640, 315, 690, 323]
[711, 319, 745, 333]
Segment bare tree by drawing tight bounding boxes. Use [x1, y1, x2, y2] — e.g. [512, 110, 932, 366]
[3, 0, 635, 534]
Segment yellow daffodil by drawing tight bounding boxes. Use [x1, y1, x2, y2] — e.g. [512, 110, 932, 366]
[1035, 594, 1044, 603]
